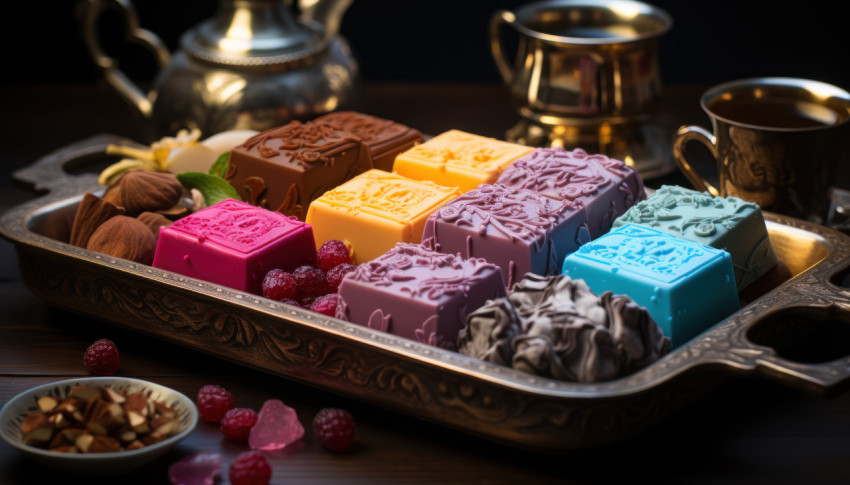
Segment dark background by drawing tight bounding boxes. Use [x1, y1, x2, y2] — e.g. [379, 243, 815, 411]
[6, 0, 850, 89]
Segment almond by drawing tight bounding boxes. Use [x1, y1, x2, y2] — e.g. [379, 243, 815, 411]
[86, 215, 156, 265]
[69, 192, 125, 247]
[36, 395, 59, 413]
[68, 385, 103, 403]
[88, 435, 122, 453]
[137, 211, 172, 239]
[103, 170, 184, 216]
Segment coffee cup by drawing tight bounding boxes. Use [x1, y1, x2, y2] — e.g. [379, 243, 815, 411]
[673, 77, 850, 223]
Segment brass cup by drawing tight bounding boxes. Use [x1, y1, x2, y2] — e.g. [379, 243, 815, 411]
[490, 0, 672, 177]
[673, 77, 850, 224]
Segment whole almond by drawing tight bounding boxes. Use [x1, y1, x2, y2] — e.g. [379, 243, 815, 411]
[87, 216, 156, 265]
[103, 171, 184, 216]
[69, 192, 125, 248]
[137, 211, 172, 239]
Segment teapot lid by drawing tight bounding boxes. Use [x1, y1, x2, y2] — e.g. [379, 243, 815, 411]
[181, 0, 328, 68]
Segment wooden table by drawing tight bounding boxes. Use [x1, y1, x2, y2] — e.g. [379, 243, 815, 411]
[2, 83, 850, 484]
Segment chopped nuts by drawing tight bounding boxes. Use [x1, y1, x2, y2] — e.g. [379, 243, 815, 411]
[18, 386, 181, 453]
[36, 395, 59, 413]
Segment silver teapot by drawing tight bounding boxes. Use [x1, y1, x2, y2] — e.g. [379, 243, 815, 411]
[80, 0, 360, 140]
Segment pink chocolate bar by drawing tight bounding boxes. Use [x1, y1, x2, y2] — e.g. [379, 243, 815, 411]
[152, 199, 317, 294]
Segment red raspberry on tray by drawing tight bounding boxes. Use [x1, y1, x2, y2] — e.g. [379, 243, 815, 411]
[197, 384, 235, 423]
[229, 451, 272, 485]
[220, 407, 258, 442]
[310, 293, 339, 317]
[316, 239, 352, 272]
[293, 265, 328, 299]
[326, 263, 357, 293]
[83, 338, 120, 376]
[261, 269, 296, 301]
[313, 407, 355, 453]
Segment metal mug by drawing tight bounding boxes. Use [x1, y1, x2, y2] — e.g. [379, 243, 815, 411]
[673, 77, 850, 224]
[490, 0, 672, 176]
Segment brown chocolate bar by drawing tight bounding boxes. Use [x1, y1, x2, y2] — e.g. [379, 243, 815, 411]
[314, 111, 424, 172]
[226, 120, 371, 220]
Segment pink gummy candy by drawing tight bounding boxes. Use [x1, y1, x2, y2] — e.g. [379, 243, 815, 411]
[248, 399, 305, 451]
[168, 451, 222, 485]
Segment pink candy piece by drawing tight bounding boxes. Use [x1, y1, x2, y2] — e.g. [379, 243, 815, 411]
[152, 199, 317, 295]
[168, 451, 222, 485]
[248, 399, 305, 451]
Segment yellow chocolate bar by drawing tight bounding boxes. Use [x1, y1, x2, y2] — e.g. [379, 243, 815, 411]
[305, 169, 462, 264]
[392, 130, 534, 192]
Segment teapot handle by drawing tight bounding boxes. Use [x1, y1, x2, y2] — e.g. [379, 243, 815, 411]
[489, 10, 516, 85]
[79, 0, 170, 119]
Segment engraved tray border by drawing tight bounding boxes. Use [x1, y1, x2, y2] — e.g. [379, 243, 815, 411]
[3, 135, 850, 452]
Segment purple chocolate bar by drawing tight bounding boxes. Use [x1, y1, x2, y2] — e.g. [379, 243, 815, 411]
[152, 199, 317, 295]
[421, 183, 591, 289]
[497, 147, 646, 238]
[336, 242, 506, 349]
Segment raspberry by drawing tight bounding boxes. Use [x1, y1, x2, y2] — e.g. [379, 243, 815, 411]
[317, 240, 352, 272]
[300, 295, 319, 308]
[326, 263, 357, 292]
[220, 407, 258, 442]
[280, 298, 301, 308]
[83, 339, 120, 376]
[293, 265, 327, 299]
[313, 408, 355, 453]
[229, 451, 272, 485]
[196, 385, 234, 423]
[261, 269, 296, 301]
[310, 294, 339, 317]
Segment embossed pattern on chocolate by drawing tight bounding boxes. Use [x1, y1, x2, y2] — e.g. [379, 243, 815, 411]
[562, 224, 739, 347]
[305, 169, 461, 264]
[226, 120, 371, 220]
[313, 111, 424, 172]
[497, 147, 646, 238]
[393, 130, 534, 192]
[613, 185, 778, 291]
[336, 242, 506, 349]
[152, 199, 317, 295]
[458, 274, 670, 382]
[422, 183, 591, 289]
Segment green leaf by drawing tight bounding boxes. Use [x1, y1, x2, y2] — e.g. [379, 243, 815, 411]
[178, 171, 242, 206]
[209, 150, 231, 178]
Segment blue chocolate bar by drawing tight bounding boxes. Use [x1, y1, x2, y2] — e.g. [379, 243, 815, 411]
[561, 224, 739, 346]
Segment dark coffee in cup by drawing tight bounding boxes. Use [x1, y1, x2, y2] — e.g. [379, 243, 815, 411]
[707, 97, 847, 129]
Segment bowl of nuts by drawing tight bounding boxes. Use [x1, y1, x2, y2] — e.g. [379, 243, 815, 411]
[0, 377, 198, 475]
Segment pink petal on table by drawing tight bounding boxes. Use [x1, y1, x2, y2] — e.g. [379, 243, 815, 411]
[248, 399, 305, 450]
[168, 451, 222, 485]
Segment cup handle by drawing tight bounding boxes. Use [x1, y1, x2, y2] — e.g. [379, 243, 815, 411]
[672, 125, 721, 196]
[489, 10, 516, 85]
[78, 0, 170, 120]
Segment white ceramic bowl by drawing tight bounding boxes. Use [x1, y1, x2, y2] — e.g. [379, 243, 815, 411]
[0, 377, 198, 476]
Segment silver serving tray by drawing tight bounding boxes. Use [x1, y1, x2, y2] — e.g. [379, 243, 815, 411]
[4, 135, 850, 452]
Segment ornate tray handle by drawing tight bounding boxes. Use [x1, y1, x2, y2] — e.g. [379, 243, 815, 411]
[12, 135, 145, 195]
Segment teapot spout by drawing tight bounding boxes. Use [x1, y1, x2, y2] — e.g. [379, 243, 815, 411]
[298, 0, 353, 35]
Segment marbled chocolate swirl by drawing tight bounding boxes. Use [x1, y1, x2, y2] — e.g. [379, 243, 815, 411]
[458, 273, 670, 382]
